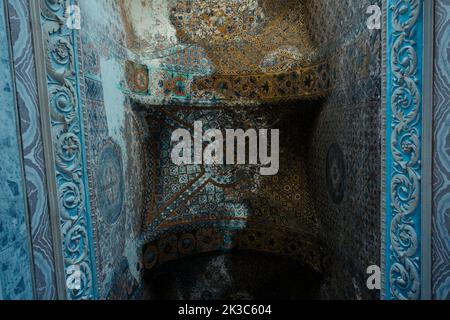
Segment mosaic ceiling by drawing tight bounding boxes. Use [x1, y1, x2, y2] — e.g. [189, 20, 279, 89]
[122, 0, 330, 103]
[170, 0, 315, 74]
[121, 0, 316, 75]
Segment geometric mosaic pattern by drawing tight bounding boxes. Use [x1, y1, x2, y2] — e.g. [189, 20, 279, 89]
[306, 0, 382, 300]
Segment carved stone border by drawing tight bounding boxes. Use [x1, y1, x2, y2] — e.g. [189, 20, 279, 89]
[31, 0, 97, 300]
[382, 0, 432, 300]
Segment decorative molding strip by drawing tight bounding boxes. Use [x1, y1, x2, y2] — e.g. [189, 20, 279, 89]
[6, 0, 59, 300]
[32, 0, 97, 300]
[380, 0, 388, 298]
[384, 0, 429, 300]
[421, 0, 433, 301]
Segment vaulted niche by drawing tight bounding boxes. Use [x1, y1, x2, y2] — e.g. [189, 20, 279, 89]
[118, 0, 381, 298]
[120, 0, 382, 300]
[130, 100, 325, 299]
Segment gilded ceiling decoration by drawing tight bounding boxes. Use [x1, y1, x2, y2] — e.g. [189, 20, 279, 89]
[120, 0, 326, 102]
[170, 0, 316, 74]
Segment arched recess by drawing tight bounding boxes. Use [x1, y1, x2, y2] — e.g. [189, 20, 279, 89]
[130, 101, 325, 276]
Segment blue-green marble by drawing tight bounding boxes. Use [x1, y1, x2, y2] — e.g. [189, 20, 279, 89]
[0, 0, 34, 300]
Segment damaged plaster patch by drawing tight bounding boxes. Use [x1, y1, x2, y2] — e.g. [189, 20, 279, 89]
[120, 0, 179, 60]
